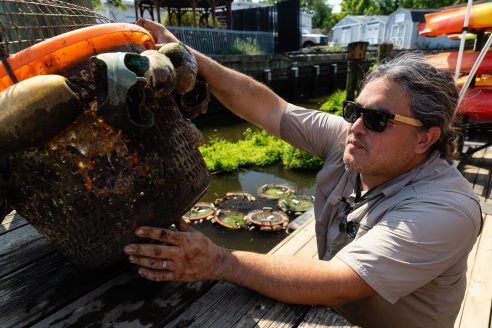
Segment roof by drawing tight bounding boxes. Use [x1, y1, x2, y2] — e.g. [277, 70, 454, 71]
[365, 15, 389, 24]
[390, 8, 438, 23]
[332, 15, 369, 29]
[136, 0, 233, 9]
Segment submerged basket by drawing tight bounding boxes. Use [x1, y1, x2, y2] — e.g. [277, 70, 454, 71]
[278, 195, 314, 214]
[246, 208, 289, 232]
[213, 210, 248, 230]
[183, 202, 215, 221]
[257, 184, 294, 199]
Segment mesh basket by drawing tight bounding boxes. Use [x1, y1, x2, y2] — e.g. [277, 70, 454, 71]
[0, 1, 211, 269]
[0, 0, 113, 54]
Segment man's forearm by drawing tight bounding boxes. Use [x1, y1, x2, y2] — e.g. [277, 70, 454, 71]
[218, 250, 374, 306]
[190, 50, 287, 137]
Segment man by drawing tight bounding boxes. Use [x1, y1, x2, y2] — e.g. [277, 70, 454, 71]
[124, 18, 482, 327]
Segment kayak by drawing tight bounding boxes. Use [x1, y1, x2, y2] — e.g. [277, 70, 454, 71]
[457, 74, 492, 89]
[426, 51, 492, 74]
[0, 23, 155, 92]
[458, 87, 492, 122]
[418, 2, 492, 37]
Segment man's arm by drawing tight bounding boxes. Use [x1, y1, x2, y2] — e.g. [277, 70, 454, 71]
[124, 220, 375, 306]
[136, 18, 287, 137]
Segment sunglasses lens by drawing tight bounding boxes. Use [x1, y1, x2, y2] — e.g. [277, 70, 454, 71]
[343, 102, 360, 123]
[364, 110, 388, 132]
[343, 101, 391, 132]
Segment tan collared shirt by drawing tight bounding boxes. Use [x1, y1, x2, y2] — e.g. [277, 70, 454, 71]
[280, 104, 481, 328]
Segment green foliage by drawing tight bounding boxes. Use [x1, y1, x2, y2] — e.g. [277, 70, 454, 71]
[339, 0, 466, 16]
[164, 11, 222, 28]
[92, 0, 126, 10]
[282, 145, 324, 170]
[216, 38, 264, 55]
[320, 89, 346, 116]
[199, 129, 284, 172]
[199, 128, 324, 173]
[399, 0, 466, 9]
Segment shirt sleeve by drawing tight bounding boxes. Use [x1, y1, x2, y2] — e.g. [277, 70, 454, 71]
[279, 103, 348, 160]
[335, 198, 480, 304]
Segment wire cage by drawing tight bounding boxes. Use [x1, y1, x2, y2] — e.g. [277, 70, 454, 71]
[0, 0, 114, 55]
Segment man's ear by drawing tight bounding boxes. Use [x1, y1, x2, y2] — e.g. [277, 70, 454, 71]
[415, 126, 441, 154]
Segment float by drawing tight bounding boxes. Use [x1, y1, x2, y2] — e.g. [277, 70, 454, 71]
[0, 23, 155, 91]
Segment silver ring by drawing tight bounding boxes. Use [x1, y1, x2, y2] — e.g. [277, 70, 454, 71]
[162, 259, 168, 270]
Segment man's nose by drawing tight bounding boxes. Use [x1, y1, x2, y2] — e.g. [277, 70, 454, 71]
[349, 115, 367, 134]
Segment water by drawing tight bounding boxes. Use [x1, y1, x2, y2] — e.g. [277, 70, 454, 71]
[192, 97, 327, 253]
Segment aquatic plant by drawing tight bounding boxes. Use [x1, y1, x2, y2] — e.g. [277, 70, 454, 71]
[199, 129, 321, 173]
[282, 145, 324, 170]
[320, 89, 346, 116]
[199, 129, 284, 172]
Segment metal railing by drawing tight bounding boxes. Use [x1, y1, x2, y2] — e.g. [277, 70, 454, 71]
[167, 26, 275, 55]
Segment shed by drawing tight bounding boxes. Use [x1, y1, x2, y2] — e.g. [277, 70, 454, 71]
[363, 15, 388, 45]
[386, 8, 459, 49]
[332, 15, 369, 46]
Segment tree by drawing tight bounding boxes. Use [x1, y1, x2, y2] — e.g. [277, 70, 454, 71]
[92, 0, 126, 10]
[398, 0, 465, 8]
[304, 0, 333, 31]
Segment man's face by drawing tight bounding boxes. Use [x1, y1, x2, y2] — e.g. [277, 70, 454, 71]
[343, 77, 424, 189]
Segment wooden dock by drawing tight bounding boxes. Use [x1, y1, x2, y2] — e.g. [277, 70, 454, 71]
[1, 142, 491, 327]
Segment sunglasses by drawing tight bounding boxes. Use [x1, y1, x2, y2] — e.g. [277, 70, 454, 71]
[342, 100, 423, 132]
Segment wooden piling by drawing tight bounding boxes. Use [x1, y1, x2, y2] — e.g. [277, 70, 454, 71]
[346, 41, 369, 101]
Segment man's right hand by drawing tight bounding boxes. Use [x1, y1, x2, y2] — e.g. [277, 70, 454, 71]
[135, 18, 179, 46]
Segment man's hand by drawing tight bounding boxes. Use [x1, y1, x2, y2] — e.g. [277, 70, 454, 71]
[135, 18, 179, 46]
[124, 218, 228, 282]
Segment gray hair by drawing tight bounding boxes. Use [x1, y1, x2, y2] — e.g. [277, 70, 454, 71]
[361, 52, 460, 159]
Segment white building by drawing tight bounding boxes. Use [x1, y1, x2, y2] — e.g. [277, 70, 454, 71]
[363, 16, 388, 45]
[386, 8, 459, 49]
[331, 15, 369, 46]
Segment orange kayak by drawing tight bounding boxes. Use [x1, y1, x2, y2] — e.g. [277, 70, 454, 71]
[426, 51, 492, 74]
[0, 23, 155, 92]
[459, 87, 492, 122]
[418, 2, 492, 37]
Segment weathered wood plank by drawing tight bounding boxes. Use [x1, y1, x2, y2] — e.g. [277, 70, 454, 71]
[0, 211, 28, 236]
[162, 282, 266, 328]
[294, 235, 318, 259]
[298, 306, 357, 328]
[0, 251, 126, 328]
[0, 223, 53, 277]
[33, 271, 215, 328]
[459, 214, 492, 328]
[269, 218, 315, 256]
[269, 216, 314, 256]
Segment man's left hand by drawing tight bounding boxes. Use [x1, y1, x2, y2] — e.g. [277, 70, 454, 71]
[124, 218, 227, 282]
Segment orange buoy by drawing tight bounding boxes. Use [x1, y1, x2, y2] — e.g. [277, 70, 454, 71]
[0, 23, 155, 92]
